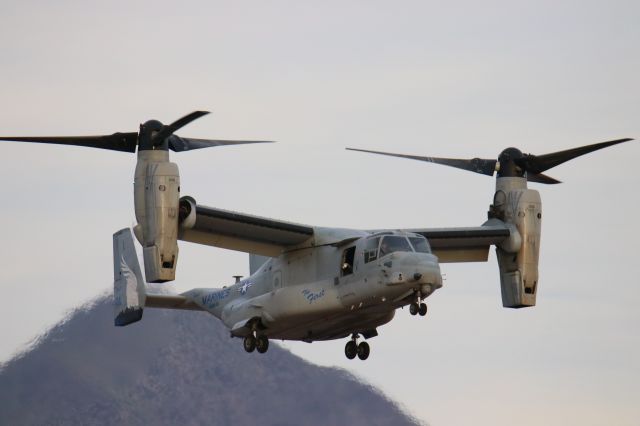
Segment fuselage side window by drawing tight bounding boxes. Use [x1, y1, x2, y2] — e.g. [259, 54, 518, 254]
[409, 236, 432, 254]
[379, 236, 413, 257]
[364, 237, 380, 263]
[341, 246, 356, 276]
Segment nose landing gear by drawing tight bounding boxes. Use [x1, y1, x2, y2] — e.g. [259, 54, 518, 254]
[409, 302, 427, 316]
[409, 292, 428, 317]
[344, 334, 370, 360]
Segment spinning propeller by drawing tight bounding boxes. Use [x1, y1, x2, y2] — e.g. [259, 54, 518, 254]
[0, 111, 272, 153]
[347, 138, 633, 184]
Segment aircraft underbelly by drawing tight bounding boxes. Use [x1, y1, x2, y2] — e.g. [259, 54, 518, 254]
[266, 305, 396, 341]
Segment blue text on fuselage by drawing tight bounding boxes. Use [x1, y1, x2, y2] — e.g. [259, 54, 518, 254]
[302, 288, 326, 304]
[202, 288, 230, 307]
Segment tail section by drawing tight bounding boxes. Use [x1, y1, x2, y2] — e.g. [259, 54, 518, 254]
[249, 254, 271, 275]
[113, 228, 146, 326]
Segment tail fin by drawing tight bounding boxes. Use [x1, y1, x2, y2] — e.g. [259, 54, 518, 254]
[113, 228, 146, 326]
[249, 254, 270, 275]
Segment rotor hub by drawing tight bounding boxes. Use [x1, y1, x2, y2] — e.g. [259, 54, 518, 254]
[139, 119, 166, 151]
[497, 147, 525, 178]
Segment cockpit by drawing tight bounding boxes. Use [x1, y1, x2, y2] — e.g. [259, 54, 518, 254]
[363, 233, 431, 263]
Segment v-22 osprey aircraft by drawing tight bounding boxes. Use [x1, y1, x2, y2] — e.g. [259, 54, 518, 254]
[1, 111, 633, 360]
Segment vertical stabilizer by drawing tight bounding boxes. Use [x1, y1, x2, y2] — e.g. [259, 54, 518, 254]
[113, 228, 147, 326]
[250, 254, 271, 275]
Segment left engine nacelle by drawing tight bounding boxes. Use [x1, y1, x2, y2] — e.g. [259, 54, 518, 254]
[133, 150, 180, 283]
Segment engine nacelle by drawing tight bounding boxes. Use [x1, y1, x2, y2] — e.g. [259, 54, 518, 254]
[178, 196, 197, 230]
[133, 150, 180, 283]
[489, 177, 542, 308]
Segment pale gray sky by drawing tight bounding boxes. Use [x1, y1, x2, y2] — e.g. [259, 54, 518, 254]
[1, 1, 639, 424]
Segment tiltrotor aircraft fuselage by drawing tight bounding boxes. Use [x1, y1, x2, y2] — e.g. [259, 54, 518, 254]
[2, 111, 633, 360]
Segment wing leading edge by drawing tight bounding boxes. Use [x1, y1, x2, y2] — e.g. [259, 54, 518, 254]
[179, 199, 315, 256]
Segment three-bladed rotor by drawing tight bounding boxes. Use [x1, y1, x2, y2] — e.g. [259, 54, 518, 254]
[347, 138, 633, 184]
[0, 111, 272, 153]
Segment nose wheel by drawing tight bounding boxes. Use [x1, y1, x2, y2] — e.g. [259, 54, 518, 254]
[344, 334, 370, 360]
[409, 302, 428, 316]
[410, 291, 428, 317]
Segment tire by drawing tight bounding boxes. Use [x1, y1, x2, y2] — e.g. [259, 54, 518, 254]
[243, 335, 256, 353]
[357, 341, 370, 360]
[409, 303, 419, 316]
[256, 336, 269, 354]
[419, 303, 427, 316]
[345, 340, 357, 359]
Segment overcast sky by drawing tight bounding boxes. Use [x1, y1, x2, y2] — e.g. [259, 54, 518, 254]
[1, 1, 639, 425]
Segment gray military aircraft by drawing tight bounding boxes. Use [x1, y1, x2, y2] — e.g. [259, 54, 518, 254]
[1, 111, 633, 360]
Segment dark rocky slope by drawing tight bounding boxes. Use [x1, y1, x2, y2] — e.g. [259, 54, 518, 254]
[0, 298, 419, 426]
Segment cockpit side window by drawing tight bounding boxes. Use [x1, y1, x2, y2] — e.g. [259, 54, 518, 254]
[379, 236, 413, 257]
[409, 236, 432, 254]
[364, 237, 380, 263]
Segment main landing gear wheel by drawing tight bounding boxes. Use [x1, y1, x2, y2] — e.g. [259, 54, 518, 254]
[243, 335, 256, 353]
[419, 303, 427, 316]
[357, 342, 370, 360]
[345, 340, 357, 359]
[256, 335, 269, 353]
[345, 334, 371, 361]
[409, 302, 419, 316]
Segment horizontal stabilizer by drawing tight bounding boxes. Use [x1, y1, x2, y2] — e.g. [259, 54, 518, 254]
[145, 294, 203, 311]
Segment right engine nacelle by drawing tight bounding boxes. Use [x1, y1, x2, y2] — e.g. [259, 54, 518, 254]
[490, 177, 542, 308]
[133, 150, 180, 283]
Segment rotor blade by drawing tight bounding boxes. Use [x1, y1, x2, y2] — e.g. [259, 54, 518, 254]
[527, 173, 561, 184]
[168, 136, 274, 152]
[0, 132, 138, 153]
[518, 138, 634, 174]
[346, 147, 497, 176]
[151, 111, 210, 145]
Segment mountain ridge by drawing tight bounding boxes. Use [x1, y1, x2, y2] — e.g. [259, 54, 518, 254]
[0, 297, 421, 426]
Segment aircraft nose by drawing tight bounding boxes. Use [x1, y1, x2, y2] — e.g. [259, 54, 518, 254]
[413, 255, 442, 286]
[383, 252, 442, 287]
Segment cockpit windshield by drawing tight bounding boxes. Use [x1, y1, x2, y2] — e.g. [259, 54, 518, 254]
[379, 236, 413, 257]
[409, 236, 431, 253]
[364, 234, 432, 263]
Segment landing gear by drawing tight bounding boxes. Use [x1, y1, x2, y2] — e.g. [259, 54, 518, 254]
[243, 335, 256, 353]
[357, 341, 370, 360]
[243, 328, 269, 354]
[418, 303, 427, 316]
[345, 340, 357, 359]
[256, 335, 269, 353]
[409, 302, 419, 316]
[409, 291, 427, 317]
[345, 334, 370, 361]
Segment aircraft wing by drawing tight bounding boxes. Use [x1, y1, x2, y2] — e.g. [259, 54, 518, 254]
[404, 224, 511, 263]
[179, 200, 315, 256]
[178, 198, 511, 262]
